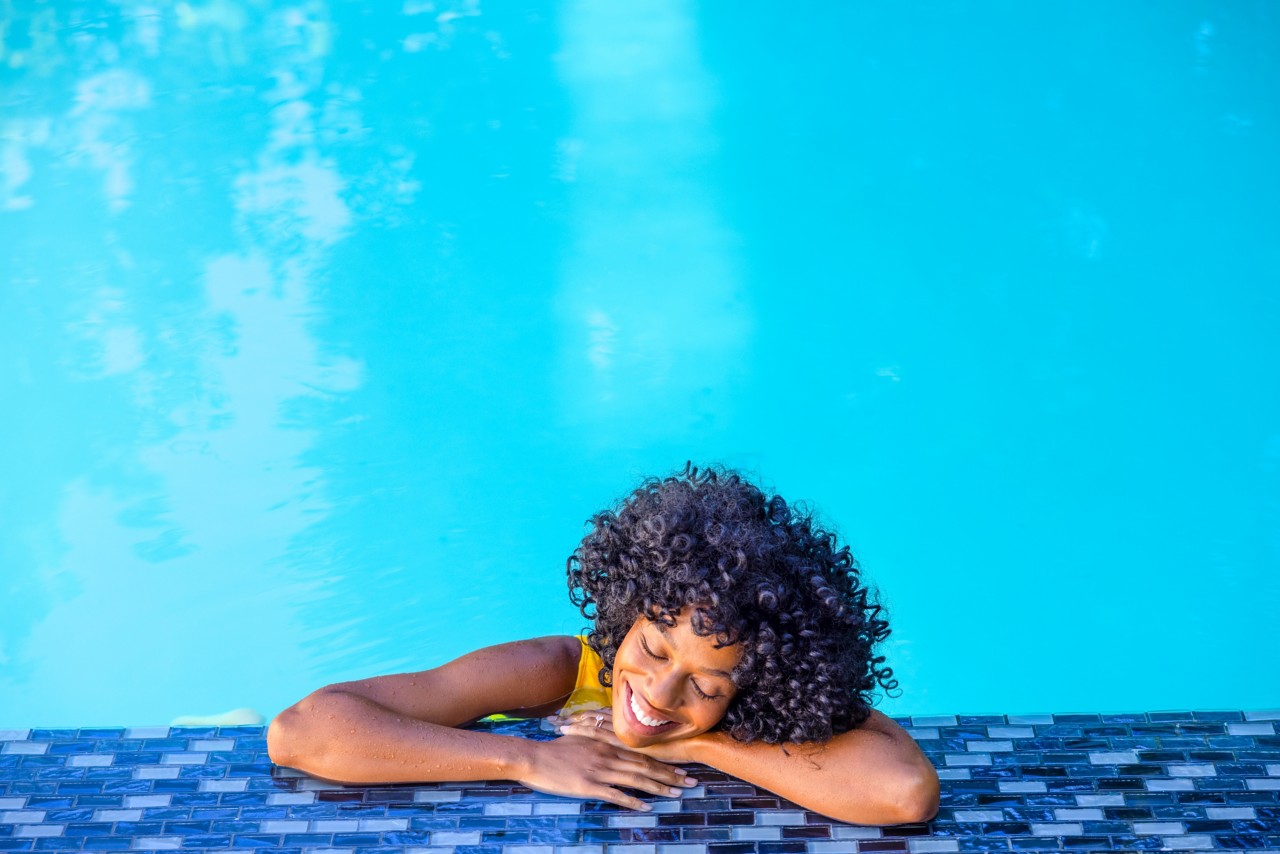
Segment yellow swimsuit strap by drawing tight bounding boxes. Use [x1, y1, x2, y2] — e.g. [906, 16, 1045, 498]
[560, 635, 612, 716]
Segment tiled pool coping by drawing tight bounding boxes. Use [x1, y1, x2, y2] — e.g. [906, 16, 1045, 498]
[2, 711, 1278, 852]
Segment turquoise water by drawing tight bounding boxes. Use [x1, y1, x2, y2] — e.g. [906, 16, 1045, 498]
[2, 1, 1277, 729]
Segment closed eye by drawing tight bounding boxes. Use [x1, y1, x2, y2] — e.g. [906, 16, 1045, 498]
[690, 680, 719, 701]
[639, 635, 664, 660]
[640, 635, 724, 701]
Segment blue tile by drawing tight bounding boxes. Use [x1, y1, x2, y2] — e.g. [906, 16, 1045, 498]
[84, 769, 133, 781]
[98, 781, 152, 796]
[77, 838, 132, 850]
[179, 834, 233, 848]
[29, 729, 78, 740]
[280, 834, 334, 846]
[103, 822, 165, 836]
[1100, 713, 1148, 724]
[703, 843, 755, 854]
[757, 843, 807, 854]
[209, 821, 247, 833]
[76, 729, 126, 739]
[329, 833, 382, 846]
[380, 832, 433, 845]
[61, 822, 114, 836]
[1213, 834, 1271, 849]
[560, 814, 607, 828]
[525, 828, 583, 843]
[150, 782, 201, 795]
[1193, 711, 1245, 722]
[1105, 835, 1165, 850]
[229, 835, 281, 847]
[10, 714, 1280, 853]
[138, 740, 189, 750]
[29, 839, 81, 851]
[163, 822, 215, 836]
[480, 830, 530, 843]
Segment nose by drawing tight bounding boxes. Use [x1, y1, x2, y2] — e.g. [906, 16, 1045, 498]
[644, 666, 683, 713]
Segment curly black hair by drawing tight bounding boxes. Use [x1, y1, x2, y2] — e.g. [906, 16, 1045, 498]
[567, 463, 897, 745]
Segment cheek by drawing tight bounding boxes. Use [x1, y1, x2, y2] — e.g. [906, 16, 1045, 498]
[693, 701, 728, 731]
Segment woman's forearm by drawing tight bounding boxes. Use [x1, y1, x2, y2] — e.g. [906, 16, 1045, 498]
[267, 689, 536, 785]
[688, 724, 939, 826]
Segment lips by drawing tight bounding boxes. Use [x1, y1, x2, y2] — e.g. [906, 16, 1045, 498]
[622, 680, 679, 736]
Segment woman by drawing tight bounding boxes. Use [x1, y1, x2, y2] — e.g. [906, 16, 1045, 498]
[267, 465, 940, 825]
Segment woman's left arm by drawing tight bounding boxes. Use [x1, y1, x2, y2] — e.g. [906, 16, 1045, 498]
[556, 708, 939, 826]
[688, 710, 939, 825]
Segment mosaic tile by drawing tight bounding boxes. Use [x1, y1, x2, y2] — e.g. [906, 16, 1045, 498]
[3, 714, 1280, 852]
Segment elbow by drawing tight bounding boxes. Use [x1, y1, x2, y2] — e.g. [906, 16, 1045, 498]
[892, 760, 940, 825]
[266, 707, 299, 768]
[267, 689, 347, 771]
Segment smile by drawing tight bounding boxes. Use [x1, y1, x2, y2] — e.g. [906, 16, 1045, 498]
[623, 681, 678, 735]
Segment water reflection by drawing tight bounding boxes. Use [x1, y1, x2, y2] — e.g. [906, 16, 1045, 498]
[3, 0, 1278, 728]
[0, 1, 373, 725]
[554, 0, 750, 442]
[0, 0, 586, 727]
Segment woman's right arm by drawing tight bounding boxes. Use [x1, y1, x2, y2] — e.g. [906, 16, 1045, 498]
[266, 635, 693, 810]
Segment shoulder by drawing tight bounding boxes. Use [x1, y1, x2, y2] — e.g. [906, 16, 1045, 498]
[508, 634, 583, 673]
[312, 635, 586, 726]
[438, 634, 582, 683]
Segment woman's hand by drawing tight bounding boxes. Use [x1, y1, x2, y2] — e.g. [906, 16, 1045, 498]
[516, 727, 696, 811]
[548, 708, 706, 766]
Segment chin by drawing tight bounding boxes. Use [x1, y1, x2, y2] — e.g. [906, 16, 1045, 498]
[618, 726, 680, 748]
[614, 727, 645, 748]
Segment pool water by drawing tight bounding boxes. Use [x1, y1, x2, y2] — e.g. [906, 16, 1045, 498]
[1, 1, 1277, 729]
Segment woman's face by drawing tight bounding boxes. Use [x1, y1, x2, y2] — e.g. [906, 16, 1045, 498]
[610, 606, 742, 748]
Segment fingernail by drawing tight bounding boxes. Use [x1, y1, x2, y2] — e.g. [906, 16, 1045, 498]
[639, 803, 652, 812]
[668, 787, 680, 797]
[681, 777, 698, 785]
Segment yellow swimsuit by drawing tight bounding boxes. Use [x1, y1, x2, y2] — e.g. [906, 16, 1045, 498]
[484, 635, 611, 723]
[558, 635, 613, 716]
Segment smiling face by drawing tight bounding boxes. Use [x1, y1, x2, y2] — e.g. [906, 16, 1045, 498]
[610, 606, 742, 748]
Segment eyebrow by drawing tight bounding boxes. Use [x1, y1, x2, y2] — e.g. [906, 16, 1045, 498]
[654, 621, 735, 680]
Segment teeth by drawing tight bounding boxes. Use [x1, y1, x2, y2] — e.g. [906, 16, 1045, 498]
[629, 689, 671, 728]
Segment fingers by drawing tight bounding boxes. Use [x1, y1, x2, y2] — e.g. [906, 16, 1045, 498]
[614, 752, 698, 788]
[556, 730, 697, 789]
[547, 709, 613, 730]
[583, 783, 652, 812]
[553, 710, 623, 746]
[607, 754, 692, 799]
[600, 748, 692, 799]
[558, 720, 624, 746]
[597, 765, 686, 800]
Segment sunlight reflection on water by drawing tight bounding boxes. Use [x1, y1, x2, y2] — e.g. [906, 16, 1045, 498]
[1, 0, 1277, 727]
